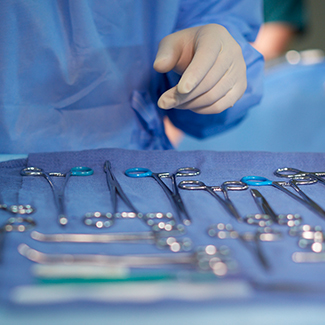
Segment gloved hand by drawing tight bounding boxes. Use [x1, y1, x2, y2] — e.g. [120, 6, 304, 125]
[154, 24, 247, 115]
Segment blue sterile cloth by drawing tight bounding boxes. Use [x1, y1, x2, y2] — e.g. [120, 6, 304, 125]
[1, 148, 325, 309]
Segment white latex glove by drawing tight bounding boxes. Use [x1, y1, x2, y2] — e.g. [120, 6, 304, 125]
[154, 24, 247, 115]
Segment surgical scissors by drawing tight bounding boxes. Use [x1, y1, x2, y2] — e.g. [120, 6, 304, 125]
[20, 166, 93, 226]
[241, 175, 325, 220]
[178, 180, 248, 222]
[274, 167, 325, 186]
[125, 167, 200, 226]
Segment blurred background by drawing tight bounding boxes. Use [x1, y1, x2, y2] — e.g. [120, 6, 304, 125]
[290, 0, 325, 53]
[171, 0, 325, 153]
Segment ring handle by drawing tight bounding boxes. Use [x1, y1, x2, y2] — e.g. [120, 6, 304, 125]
[274, 167, 303, 178]
[20, 167, 44, 176]
[178, 180, 206, 190]
[175, 167, 201, 177]
[222, 181, 248, 191]
[70, 166, 94, 176]
[125, 167, 153, 177]
[241, 176, 273, 186]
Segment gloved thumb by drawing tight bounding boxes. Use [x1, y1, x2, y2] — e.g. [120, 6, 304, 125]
[153, 32, 184, 74]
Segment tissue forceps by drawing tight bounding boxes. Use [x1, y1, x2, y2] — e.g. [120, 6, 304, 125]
[178, 180, 248, 222]
[21, 166, 93, 226]
[274, 167, 325, 186]
[125, 167, 200, 226]
[241, 176, 325, 220]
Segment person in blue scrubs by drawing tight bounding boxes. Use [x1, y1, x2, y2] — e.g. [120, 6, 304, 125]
[0, 0, 264, 153]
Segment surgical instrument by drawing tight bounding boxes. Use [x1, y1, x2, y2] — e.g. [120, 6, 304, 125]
[21, 166, 93, 226]
[6, 205, 34, 214]
[141, 212, 182, 232]
[275, 167, 325, 186]
[104, 160, 139, 215]
[0, 203, 34, 215]
[208, 223, 282, 271]
[31, 230, 155, 243]
[18, 243, 236, 277]
[30, 229, 192, 252]
[292, 251, 325, 263]
[83, 211, 180, 234]
[0, 189, 34, 215]
[289, 224, 323, 238]
[245, 189, 302, 227]
[125, 167, 200, 226]
[83, 212, 115, 229]
[83, 161, 142, 229]
[83, 211, 138, 229]
[241, 176, 325, 220]
[289, 224, 324, 253]
[178, 180, 248, 222]
[0, 216, 36, 262]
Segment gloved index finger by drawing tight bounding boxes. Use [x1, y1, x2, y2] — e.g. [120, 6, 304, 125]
[177, 29, 222, 94]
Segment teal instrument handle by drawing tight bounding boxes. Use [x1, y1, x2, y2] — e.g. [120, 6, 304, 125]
[125, 167, 153, 178]
[70, 166, 94, 176]
[241, 176, 273, 186]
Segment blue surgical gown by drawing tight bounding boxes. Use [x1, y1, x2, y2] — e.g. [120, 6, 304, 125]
[0, 0, 263, 153]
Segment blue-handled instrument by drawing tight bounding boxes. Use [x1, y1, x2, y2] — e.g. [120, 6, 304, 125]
[21, 166, 93, 226]
[241, 175, 325, 220]
[245, 189, 302, 227]
[125, 167, 200, 225]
